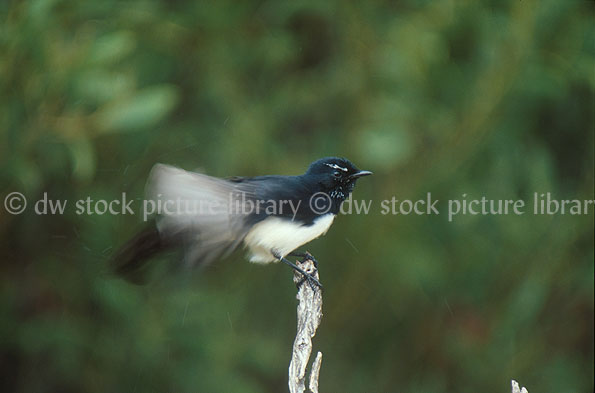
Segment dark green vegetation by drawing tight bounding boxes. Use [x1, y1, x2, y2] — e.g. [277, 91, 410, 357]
[1, 1, 593, 392]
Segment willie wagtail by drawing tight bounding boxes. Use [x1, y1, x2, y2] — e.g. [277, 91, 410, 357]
[112, 157, 372, 287]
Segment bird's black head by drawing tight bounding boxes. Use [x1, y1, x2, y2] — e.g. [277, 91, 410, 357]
[305, 157, 372, 202]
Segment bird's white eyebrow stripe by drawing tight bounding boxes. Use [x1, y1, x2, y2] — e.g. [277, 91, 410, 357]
[325, 163, 348, 172]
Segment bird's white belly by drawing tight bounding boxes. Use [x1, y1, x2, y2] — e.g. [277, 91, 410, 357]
[243, 214, 335, 263]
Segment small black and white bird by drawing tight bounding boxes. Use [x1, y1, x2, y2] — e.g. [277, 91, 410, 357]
[112, 157, 372, 286]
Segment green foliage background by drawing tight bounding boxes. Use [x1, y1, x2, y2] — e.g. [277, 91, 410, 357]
[1, 0, 593, 392]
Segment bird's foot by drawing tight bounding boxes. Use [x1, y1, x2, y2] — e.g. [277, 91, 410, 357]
[288, 251, 319, 269]
[273, 251, 323, 290]
[294, 254, 321, 290]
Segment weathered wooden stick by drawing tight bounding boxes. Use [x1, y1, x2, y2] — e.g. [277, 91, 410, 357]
[288, 257, 323, 393]
[511, 380, 528, 393]
[308, 352, 323, 393]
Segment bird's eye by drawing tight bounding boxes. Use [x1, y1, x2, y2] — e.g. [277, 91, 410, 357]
[333, 171, 341, 178]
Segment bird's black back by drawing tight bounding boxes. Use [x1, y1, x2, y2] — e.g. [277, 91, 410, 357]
[230, 174, 338, 225]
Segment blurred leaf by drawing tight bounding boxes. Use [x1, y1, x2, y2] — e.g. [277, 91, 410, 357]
[67, 137, 95, 181]
[89, 31, 136, 65]
[358, 127, 413, 169]
[75, 70, 134, 104]
[95, 85, 180, 133]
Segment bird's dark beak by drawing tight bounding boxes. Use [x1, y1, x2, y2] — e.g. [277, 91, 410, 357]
[349, 170, 373, 180]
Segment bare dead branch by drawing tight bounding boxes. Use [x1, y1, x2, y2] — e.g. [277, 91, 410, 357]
[288, 257, 323, 393]
[512, 380, 528, 393]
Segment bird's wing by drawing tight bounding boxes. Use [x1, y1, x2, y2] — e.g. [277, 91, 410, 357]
[146, 164, 258, 268]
